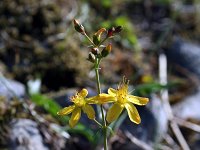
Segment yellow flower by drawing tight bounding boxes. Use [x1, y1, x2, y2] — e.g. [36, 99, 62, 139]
[57, 88, 96, 128]
[106, 78, 149, 124]
[87, 93, 116, 104]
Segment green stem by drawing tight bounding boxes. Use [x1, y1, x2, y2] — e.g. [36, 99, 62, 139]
[93, 119, 103, 127]
[103, 126, 108, 150]
[84, 33, 95, 45]
[95, 58, 108, 150]
[95, 58, 101, 94]
[98, 37, 108, 47]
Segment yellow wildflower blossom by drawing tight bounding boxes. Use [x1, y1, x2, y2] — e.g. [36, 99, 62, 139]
[106, 78, 149, 124]
[57, 88, 96, 128]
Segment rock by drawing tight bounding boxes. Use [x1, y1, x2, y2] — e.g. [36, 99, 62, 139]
[189, 133, 200, 150]
[27, 78, 41, 94]
[173, 87, 200, 120]
[147, 94, 168, 141]
[9, 119, 48, 150]
[166, 37, 200, 79]
[166, 37, 200, 120]
[120, 106, 157, 143]
[0, 75, 25, 99]
[0, 0, 88, 91]
[110, 106, 156, 150]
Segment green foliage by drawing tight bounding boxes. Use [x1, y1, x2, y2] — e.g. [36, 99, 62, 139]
[31, 94, 68, 123]
[101, 0, 112, 8]
[133, 82, 179, 96]
[115, 16, 138, 46]
[153, 0, 172, 5]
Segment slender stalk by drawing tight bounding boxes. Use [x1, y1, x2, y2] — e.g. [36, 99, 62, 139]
[98, 37, 108, 47]
[93, 119, 103, 127]
[84, 29, 108, 150]
[84, 33, 95, 45]
[95, 57, 108, 150]
[95, 58, 101, 94]
[103, 126, 108, 150]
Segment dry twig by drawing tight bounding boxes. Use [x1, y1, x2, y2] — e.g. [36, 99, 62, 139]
[159, 53, 190, 150]
[124, 130, 153, 150]
[174, 117, 200, 133]
[163, 133, 179, 149]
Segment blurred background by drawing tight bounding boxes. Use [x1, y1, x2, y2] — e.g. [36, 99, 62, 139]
[1, 0, 200, 149]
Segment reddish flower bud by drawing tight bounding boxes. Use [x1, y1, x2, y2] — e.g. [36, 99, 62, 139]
[73, 19, 85, 35]
[93, 28, 106, 45]
[101, 43, 112, 57]
[114, 26, 122, 33]
[91, 48, 99, 55]
[107, 26, 122, 38]
[107, 27, 115, 38]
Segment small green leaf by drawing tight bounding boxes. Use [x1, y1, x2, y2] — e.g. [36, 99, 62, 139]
[133, 82, 179, 95]
[30, 94, 69, 124]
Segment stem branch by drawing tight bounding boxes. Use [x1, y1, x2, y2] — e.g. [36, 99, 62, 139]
[84, 33, 95, 45]
[93, 119, 103, 127]
[95, 57, 108, 150]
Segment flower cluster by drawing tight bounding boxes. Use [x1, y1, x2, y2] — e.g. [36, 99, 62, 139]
[57, 19, 149, 128]
[57, 78, 149, 127]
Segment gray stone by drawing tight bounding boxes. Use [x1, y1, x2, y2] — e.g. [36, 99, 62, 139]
[166, 37, 200, 79]
[0, 75, 25, 99]
[147, 94, 168, 142]
[120, 105, 157, 143]
[9, 119, 48, 150]
[173, 87, 200, 120]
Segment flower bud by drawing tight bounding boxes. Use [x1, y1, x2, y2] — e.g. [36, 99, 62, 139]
[73, 19, 85, 35]
[106, 26, 122, 38]
[93, 34, 100, 45]
[93, 28, 106, 45]
[107, 27, 115, 38]
[114, 26, 122, 33]
[91, 47, 99, 55]
[101, 43, 112, 57]
[87, 52, 95, 63]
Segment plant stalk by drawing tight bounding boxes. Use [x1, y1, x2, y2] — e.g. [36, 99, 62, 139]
[95, 58, 108, 150]
[84, 33, 95, 45]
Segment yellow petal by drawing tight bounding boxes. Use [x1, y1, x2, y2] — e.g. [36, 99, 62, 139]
[57, 105, 75, 115]
[87, 94, 116, 104]
[106, 103, 124, 123]
[108, 88, 117, 96]
[125, 102, 141, 124]
[86, 96, 98, 104]
[79, 88, 88, 97]
[69, 107, 81, 128]
[128, 95, 149, 105]
[82, 104, 95, 119]
[97, 94, 116, 104]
